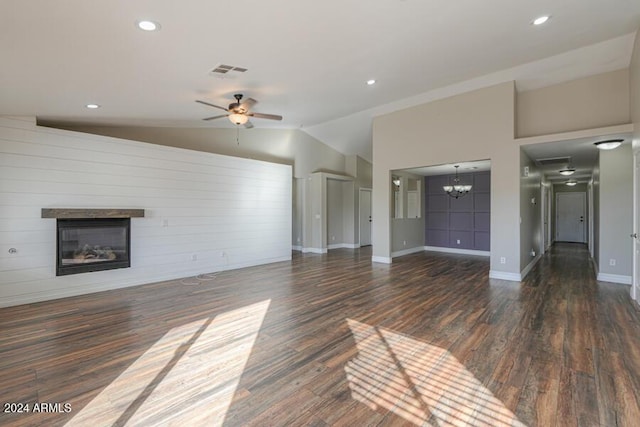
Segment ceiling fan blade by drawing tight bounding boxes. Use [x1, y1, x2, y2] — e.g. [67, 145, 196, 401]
[202, 114, 228, 121]
[240, 97, 258, 111]
[248, 112, 283, 121]
[244, 120, 254, 129]
[195, 100, 228, 112]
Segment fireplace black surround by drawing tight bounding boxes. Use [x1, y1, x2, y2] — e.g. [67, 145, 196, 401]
[56, 218, 131, 276]
[42, 208, 144, 276]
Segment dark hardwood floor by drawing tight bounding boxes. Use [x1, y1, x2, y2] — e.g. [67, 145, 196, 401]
[1, 243, 639, 426]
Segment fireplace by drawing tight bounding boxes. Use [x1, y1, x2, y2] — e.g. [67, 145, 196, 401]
[56, 218, 131, 276]
[42, 208, 144, 276]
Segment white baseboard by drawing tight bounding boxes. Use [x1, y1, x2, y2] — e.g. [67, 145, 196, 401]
[292, 245, 302, 251]
[489, 270, 521, 282]
[372, 256, 392, 264]
[302, 247, 328, 254]
[597, 273, 632, 285]
[392, 247, 425, 258]
[520, 254, 542, 280]
[424, 246, 490, 257]
[328, 243, 360, 250]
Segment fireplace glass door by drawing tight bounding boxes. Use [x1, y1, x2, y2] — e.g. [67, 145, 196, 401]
[57, 218, 131, 276]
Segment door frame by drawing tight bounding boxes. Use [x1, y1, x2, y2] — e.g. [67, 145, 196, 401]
[632, 151, 640, 302]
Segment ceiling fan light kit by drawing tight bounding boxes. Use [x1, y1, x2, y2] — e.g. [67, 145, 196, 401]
[196, 93, 282, 129]
[228, 113, 248, 125]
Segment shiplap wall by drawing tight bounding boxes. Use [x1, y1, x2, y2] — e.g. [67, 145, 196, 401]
[0, 118, 292, 307]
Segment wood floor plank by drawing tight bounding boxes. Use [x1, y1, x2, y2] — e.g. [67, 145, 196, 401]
[1, 243, 640, 426]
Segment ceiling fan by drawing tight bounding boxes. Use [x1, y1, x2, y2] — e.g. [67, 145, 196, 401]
[196, 94, 283, 128]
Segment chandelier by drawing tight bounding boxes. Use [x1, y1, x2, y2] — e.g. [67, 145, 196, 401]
[443, 165, 472, 199]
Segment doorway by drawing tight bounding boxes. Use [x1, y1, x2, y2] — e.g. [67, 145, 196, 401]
[359, 189, 372, 246]
[556, 192, 586, 243]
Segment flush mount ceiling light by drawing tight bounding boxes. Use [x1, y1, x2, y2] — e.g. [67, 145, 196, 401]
[566, 180, 577, 186]
[532, 15, 550, 25]
[594, 139, 623, 150]
[443, 165, 472, 199]
[559, 157, 575, 175]
[85, 104, 100, 109]
[366, 79, 376, 85]
[137, 20, 160, 31]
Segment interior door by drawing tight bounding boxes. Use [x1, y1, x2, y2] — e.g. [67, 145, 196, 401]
[359, 189, 372, 246]
[632, 152, 640, 302]
[556, 192, 586, 243]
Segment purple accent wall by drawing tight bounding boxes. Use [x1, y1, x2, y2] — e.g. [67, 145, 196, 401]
[424, 171, 490, 251]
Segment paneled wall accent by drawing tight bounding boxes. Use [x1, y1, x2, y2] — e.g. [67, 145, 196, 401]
[424, 171, 490, 251]
[0, 118, 292, 307]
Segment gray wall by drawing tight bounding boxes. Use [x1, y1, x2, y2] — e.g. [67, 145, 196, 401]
[390, 171, 426, 254]
[372, 82, 519, 278]
[599, 144, 633, 277]
[516, 69, 630, 137]
[519, 150, 542, 271]
[592, 164, 600, 267]
[424, 171, 490, 251]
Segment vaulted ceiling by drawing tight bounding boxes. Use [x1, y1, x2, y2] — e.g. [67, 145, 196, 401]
[1, 1, 639, 162]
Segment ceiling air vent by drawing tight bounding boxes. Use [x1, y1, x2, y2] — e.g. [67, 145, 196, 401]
[535, 156, 571, 166]
[210, 64, 248, 75]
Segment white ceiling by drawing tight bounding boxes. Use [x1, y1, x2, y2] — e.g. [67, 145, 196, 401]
[1, 1, 639, 163]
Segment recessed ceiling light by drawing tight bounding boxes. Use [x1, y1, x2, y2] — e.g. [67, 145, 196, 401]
[566, 180, 577, 186]
[366, 79, 376, 86]
[594, 139, 623, 150]
[137, 20, 160, 31]
[85, 104, 100, 109]
[532, 15, 550, 26]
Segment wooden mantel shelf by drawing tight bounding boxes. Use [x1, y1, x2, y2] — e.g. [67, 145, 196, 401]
[41, 208, 145, 219]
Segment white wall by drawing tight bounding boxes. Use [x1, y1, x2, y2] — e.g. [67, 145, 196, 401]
[0, 118, 292, 307]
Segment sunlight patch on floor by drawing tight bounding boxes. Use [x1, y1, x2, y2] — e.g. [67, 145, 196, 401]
[66, 300, 270, 427]
[345, 319, 526, 427]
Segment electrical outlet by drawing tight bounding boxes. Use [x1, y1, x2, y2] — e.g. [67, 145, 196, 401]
[191, 254, 197, 261]
[531, 250, 536, 257]
[609, 259, 616, 266]
[456, 239, 461, 245]
[500, 257, 506, 264]
[331, 236, 335, 241]
[403, 240, 407, 246]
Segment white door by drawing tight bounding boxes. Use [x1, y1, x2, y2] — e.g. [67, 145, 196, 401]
[632, 152, 640, 302]
[556, 192, 586, 243]
[359, 189, 372, 246]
